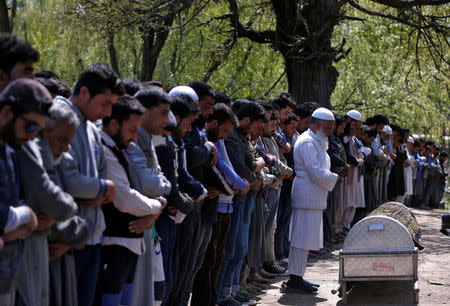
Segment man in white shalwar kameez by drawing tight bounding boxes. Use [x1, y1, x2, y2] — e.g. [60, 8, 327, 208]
[281, 108, 340, 293]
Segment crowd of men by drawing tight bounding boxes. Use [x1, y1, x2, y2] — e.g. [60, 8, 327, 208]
[0, 33, 448, 306]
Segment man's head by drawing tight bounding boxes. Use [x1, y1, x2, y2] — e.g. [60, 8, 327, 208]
[234, 101, 268, 140]
[214, 91, 232, 108]
[205, 103, 239, 142]
[188, 81, 215, 120]
[71, 63, 123, 122]
[123, 79, 143, 96]
[272, 92, 296, 122]
[381, 125, 392, 142]
[371, 114, 389, 134]
[344, 110, 362, 137]
[134, 86, 171, 136]
[293, 101, 318, 133]
[439, 151, 448, 162]
[102, 95, 146, 149]
[0, 78, 52, 149]
[170, 94, 200, 140]
[257, 100, 278, 137]
[281, 113, 299, 139]
[361, 127, 377, 146]
[334, 115, 346, 137]
[37, 76, 72, 98]
[309, 107, 335, 137]
[44, 99, 79, 159]
[0, 34, 39, 93]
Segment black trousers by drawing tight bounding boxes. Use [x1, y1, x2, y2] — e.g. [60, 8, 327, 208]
[191, 213, 231, 306]
[97, 245, 138, 294]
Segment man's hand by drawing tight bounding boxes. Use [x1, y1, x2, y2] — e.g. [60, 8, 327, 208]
[129, 214, 157, 234]
[49, 242, 71, 261]
[103, 180, 116, 203]
[284, 143, 292, 153]
[36, 213, 55, 231]
[207, 142, 218, 165]
[2, 208, 38, 242]
[255, 157, 266, 172]
[76, 197, 106, 208]
[206, 187, 221, 198]
[239, 179, 251, 194]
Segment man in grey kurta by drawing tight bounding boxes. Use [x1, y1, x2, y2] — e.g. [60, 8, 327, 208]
[128, 87, 172, 306]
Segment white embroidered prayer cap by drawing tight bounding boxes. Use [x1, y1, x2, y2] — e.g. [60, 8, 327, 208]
[347, 109, 362, 121]
[382, 125, 393, 135]
[407, 136, 415, 143]
[311, 107, 334, 121]
[168, 85, 199, 102]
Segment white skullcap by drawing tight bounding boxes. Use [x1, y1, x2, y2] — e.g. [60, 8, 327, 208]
[407, 136, 415, 143]
[311, 107, 334, 121]
[168, 85, 199, 102]
[382, 125, 392, 135]
[412, 134, 419, 140]
[347, 109, 362, 121]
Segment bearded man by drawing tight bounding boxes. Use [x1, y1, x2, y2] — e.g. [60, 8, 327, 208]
[281, 108, 341, 293]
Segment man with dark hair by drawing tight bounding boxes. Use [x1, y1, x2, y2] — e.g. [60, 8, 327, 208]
[0, 33, 39, 92]
[272, 93, 296, 155]
[126, 86, 172, 306]
[98, 95, 165, 306]
[153, 94, 200, 305]
[0, 79, 51, 304]
[216, 101, 267, 304]
[168, 81, 219, 305]
[275, 113, 299, 263]
[56, 63, 121, 306]
[191, 103, 243, 306]
[37, 77, 72, 98]
[122, 79, 143, 96]
[293, 102, 318, 140]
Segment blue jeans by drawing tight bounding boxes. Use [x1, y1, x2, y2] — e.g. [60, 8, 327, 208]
[155, 213, 177, 305]
[274, 192, 292, 259]
[215, 197, 244, 299]
[232, 194, 255, 289]
[74, 244, 102, 306]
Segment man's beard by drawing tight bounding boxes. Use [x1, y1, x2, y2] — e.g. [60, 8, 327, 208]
[111, 130, 128, 150]
[316, 128, 329, 150]
[206, 127, 218, 142]
[193, 115, 206, 129]
[1, 119, 23, 150]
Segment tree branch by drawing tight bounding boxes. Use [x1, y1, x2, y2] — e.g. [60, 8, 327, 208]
[371, 0, 450, 9]
[227, 0, 277, 44]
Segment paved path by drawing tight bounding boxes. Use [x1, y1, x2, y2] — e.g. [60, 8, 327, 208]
[255, 208, 450, 305]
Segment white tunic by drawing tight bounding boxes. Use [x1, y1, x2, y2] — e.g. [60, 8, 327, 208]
[404, 149, 415, 196]
[290, 129, 338, 250]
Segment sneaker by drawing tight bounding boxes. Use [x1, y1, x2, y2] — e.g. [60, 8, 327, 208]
[263, 262, 287, 275]
[280, 280, 318, 294]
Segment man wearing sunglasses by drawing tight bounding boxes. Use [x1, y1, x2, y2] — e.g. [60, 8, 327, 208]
[0, 78, 52, 305]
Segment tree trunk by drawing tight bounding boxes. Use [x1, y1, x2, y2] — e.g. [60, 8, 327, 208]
[107, 32, 120, 76]
[0, 0, 11, 33]
[140, 27, 172, 82]
[285, 56, 338, 109]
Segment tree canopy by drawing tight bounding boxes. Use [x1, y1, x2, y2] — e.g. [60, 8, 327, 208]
[1, 0, 449, 144]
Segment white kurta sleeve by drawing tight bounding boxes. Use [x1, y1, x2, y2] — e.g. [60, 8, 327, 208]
[301, 142, 338, 192]
[104, 145, 162, 217]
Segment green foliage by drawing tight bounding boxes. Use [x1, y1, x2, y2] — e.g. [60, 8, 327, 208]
[10, 0, 449, 142]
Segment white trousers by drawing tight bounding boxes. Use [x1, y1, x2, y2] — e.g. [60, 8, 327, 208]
[287, 247, 308, 277]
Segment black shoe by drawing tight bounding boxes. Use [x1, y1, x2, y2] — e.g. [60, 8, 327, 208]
[440, 229, 450, 236]
[233, 292, 249, 303]
[264, 262, 287, 275]
[303, 279, 320, 287]
[218, 296, 240, 306]
[280, 280, 318, 294]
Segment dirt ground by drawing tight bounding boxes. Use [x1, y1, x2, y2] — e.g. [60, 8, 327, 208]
[254, 208, 450, 305]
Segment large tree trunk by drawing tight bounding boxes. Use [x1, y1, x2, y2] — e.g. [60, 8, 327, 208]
[0, 0, 11, 33]
[285, 58, 338, 108]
